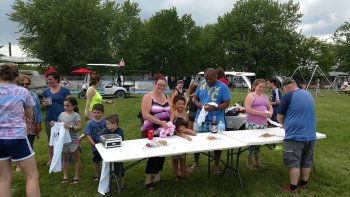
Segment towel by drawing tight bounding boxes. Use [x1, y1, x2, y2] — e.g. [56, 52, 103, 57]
[159, 122, 175, 138]
[197, 102, 218, 126]
[267, 118, 282, 127]
[49, 123, 72, 173]
[98, 161, 114, 195]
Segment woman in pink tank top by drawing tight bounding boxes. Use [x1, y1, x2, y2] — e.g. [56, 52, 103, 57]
[244, 79, 273, 169]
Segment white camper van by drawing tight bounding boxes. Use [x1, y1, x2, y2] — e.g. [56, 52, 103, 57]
[197, 71, 256, 89]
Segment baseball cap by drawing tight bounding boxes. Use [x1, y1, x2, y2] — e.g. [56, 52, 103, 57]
[282, 77, 296, 87]
[177, 80, 184, 84]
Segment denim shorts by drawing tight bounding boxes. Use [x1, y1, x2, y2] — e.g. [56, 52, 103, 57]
[283, 140, 316, 168]
[92, 151, 102, 163]
[62, 143, 79, 153]
[0, 138, 35, 161]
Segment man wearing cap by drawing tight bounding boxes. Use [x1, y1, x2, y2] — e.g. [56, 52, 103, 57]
[277, 77, 317, 194]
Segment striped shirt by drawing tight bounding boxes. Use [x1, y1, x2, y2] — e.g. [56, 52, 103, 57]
[0, 84, 35, 139]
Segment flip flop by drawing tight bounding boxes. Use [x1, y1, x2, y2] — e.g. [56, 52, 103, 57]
[71, 179, 80, 185]
[144, 183, 155, 191]
[61, 179, 68, 184]
[190, 164, 200, 171]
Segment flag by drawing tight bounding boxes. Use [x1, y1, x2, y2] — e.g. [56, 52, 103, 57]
[119, 58, 125, 67]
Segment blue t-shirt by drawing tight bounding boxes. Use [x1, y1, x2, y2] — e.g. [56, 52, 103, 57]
[43, 87, 71, 121]
[271, 88, 282, 121]
[195, 80, 231, 122]
[84, 118, 107, 151]
[278, 89, 316, 141]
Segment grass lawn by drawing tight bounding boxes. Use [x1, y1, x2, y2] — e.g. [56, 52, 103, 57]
[11, 89, 350, 197]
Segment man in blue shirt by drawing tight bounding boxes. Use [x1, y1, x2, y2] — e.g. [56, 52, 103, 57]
[267, 78, 282, 123]
[191, 68, 231, 174]
[277, 77, 316, 194]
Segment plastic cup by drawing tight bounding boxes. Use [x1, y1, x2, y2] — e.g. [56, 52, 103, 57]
[45, 97, 52, 105]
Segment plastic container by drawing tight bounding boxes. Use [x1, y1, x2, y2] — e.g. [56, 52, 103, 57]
[147, 129, 154, 141]
[218, 120, 225, 133]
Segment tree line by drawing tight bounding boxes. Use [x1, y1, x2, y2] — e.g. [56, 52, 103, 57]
[8, 0, 350, 77]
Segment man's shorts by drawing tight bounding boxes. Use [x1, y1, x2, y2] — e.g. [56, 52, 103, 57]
[0, 138, 35, 161]
[283, 140, 316, 168]
[92, 150, 102, 163]
[194, 121, 211, 133]
[62, 143, 79, 153]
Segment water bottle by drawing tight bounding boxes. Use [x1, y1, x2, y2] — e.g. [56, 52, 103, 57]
[218, 120, 225, 134]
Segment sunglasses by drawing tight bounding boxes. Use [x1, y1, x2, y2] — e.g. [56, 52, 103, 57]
[21, 83, 30, 86]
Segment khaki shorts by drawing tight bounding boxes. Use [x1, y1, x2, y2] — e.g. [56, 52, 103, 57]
[62, 143, 79, 153]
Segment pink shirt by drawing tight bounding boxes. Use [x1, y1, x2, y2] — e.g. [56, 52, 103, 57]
[246, 93, 268, 124]
[0, 84, 35, 139]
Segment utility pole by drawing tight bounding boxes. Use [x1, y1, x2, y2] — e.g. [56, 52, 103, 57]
[9, 42, 12, 56]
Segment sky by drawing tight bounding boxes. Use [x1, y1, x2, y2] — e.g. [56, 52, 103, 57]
[1, 0, 349, 57]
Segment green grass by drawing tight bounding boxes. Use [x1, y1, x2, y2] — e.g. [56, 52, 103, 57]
[12, 89, 350, 197]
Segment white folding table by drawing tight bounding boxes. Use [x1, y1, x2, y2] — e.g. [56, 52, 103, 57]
[223, 127, 326, 145]
[96, 132, 247, 196]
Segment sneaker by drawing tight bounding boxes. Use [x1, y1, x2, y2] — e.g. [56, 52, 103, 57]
[299, 184, 308, 191]
[282, 184, 299, 195]
[213, 166, 220, 175]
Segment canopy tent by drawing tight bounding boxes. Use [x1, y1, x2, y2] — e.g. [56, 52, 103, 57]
[291, 65, 339, 96]
[87, 63, 121, 67]
[71, 68, 95, 74]
[0, 56, 43, 64]
[44, 67, 56, 76]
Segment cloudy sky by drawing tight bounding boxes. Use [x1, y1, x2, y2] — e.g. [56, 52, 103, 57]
[1, 0, 349, 56]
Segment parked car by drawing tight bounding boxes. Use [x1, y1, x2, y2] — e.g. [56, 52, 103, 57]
[78, 79, 133, 99]
[19, 70, 47, 101]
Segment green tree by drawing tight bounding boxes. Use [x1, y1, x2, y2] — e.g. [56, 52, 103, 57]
[298, 36, 336, 73]
[110, 0, 145, 75]
[215, 0, 303, 77]
[333, 22, 350, 72]
[9, 0, 118, 73]
[142, 8, 199, 76]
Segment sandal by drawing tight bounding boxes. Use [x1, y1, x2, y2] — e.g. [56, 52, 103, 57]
[154, 179, 167, 183]
[144, 183, 155, 191]
[93, 176, 100, 181]
[175, 176, 182, 182]
[71, 179, 80, 185]
[61, 179, 68, 184]
[190, 163, 200, 171]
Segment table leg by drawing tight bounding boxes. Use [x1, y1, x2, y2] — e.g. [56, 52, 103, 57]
[207, 151, 211, 177]
[109, 162, 123, 197]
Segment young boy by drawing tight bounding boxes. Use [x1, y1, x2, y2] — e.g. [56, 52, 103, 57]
[266, 79, 282, 123]
[84, 103, 106, 181]
[102, 113, 125, 188]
